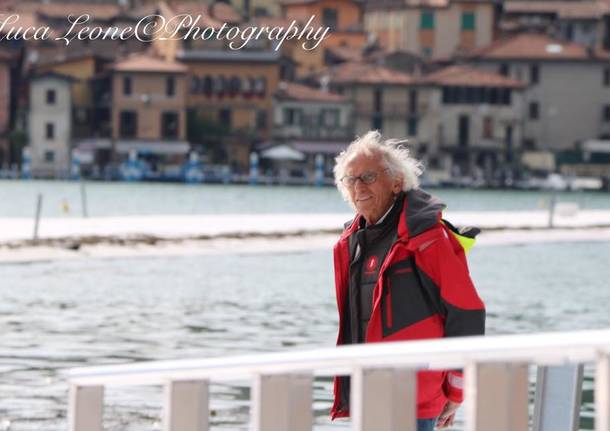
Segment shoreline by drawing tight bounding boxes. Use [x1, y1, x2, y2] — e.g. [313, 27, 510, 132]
[2, 227, 610, 264]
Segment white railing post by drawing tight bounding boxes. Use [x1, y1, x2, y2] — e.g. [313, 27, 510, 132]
[465, 363, 529, 431]
[532, 364, 583, 431]
[251, 373, 312, 431]
[162, 380, 209, 431]
[596, 353, 610, 431]
[351, 368, 417, 431]
[68, 385, 104, 431]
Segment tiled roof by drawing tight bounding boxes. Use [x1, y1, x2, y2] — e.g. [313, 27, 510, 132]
[503, 1, 609, 19]
[111, 53, 188, 73]
[37, 3, 122, 20]
[366, 0, 496, 10]
[253, 16, 297, 28]
[321, 61, 414, 85]
[0, 11, 37, 31]
[208, 1, 242, 24]
[275, 81, 348, 102]
[167, 2, 223, 29]
[467, 32, 610, 61]
[420, 65, 527, 88]
[326, 45, 365, 62]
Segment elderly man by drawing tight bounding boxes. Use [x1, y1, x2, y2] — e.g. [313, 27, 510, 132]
[330, 131, 485, 431]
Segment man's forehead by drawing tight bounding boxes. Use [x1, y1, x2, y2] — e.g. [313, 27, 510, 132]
[346, 154, 384, 173]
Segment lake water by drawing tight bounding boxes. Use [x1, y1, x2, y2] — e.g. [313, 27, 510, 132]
[1, 180, 610, 218]
[1, 240, 609, 430]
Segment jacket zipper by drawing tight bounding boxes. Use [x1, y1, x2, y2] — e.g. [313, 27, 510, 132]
[385, 277, 393, 328]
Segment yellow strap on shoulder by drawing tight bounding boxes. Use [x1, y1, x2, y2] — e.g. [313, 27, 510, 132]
[441, 219, 477, 254]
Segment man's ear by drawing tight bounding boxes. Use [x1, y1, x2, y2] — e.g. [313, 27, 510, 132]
[393, 176, 403, 194]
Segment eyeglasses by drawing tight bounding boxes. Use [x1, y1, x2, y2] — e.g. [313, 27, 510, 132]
[340, 168, 389, 187]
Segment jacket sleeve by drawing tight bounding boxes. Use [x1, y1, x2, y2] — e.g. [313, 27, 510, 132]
[413, 225, 486, 403]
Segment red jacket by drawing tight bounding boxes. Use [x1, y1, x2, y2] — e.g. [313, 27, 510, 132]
[331, 189, 485, 420]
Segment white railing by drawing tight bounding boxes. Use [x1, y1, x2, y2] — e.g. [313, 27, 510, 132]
[65, 329, 610, 431]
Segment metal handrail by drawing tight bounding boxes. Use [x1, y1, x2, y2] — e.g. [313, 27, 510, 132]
[65, 328, 610, 431]
[66, 329, 610, 386]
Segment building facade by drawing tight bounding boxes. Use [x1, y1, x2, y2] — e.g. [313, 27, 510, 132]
[466, 33, 610, 155]
[268, 81, 354, 178]
[110, 54, 190, 175]
[179, 49, 281, 172]
[364, 0, 495, 59]
[418, 65, 526, 179]
[28, 73, 74, 177]
[281, 0, 368, 77]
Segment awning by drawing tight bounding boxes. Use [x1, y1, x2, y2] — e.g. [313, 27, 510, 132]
[292, 141, 349, 155]
[74, 139, 191, 155]
[583, 140, 610, 153]
[115, 140, 190, 155]
[260, 144, 305, 161]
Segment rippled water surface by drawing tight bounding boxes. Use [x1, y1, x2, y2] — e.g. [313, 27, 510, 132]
[1, 180, 609, 217]
[1, 241, 610, 430]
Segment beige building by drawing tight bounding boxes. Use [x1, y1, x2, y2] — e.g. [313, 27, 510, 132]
[28, 73, 74, 177]
[364, 0, 495, 59]
[465, 32, 610, 155]
[418, 65, 526, 178]
[268, 81, 354, 178]
[110, 54, 190, 169]
[321, 61, 418, 139]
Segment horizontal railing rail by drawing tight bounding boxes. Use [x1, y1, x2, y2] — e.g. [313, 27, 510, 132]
[65, 328, 610, 431]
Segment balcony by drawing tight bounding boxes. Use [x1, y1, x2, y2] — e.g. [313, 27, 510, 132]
[355, 103, 426, 118]
[272, 125, 354, 141]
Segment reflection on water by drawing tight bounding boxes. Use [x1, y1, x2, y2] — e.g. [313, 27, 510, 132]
[1, 241, 609, 430]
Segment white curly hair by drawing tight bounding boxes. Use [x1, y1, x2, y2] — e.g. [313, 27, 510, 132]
[334, 130, 424, 204]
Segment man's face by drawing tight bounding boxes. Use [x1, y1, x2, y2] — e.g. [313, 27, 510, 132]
[344, 154, 402, 225]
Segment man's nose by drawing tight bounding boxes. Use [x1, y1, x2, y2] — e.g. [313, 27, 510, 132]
[354, 178, 369, 190]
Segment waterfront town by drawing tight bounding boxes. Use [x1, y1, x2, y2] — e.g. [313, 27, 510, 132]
[1, 0, 610, 189]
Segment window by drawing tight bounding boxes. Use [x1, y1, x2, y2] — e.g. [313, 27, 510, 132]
[123, 76, 132, 96]
[529, 101, 539, 120]
[408, 117, 418, 136]
[373, 88, 383, 112]
[229, 76, 241, 97]
[501, 88, 512, 105]
[190, 77, 200, 93]
[499, 64, 510, 77]
[421, 47, 432, 58]
[442, 87, 452, 104]
[322, 109, 340, 127]
[420, 11, 434, 29]
[322, 8, 338, 30]
[44, 150, 55, 162]
[256, 110, 267, 129]
[603, 105, 610, 122]
[219, 109, 232, 128]
[46, 89, 56, 105]
[604, 68, 610, 87]
[461, 12, 475, 31]
[408, 90, 418, 113]
[523, 138, 536, 150]
[372, 116, 383, 130]
[530, 64, 540, 84]
[161, 111, 179, 138]
[284, 108, 301, 125]
[203, 76, 213, 96]
[45, 123, 54, 139]
[483, 116, 493, 139]
[119, 110, 137, 138]
[166, 76, 175, 97]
